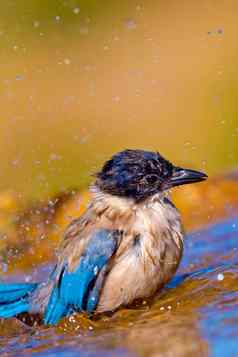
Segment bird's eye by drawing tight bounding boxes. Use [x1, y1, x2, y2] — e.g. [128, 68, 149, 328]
[145, 174, 158, 184]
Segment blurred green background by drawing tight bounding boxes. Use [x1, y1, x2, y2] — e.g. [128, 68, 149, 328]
[0, 0, 237, 202]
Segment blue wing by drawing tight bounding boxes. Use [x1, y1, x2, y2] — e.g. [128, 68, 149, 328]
[44, 229, 121, 325]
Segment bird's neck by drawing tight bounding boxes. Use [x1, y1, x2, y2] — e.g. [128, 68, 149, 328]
[91, 184, 168, 210]
[90, 185, 135, 214]
[90, 185, 181, 234]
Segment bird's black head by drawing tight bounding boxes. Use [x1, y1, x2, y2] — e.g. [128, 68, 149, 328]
[95, 149, 207, 202]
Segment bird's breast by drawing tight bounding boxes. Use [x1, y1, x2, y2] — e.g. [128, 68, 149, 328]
[96, 199, 184, 312]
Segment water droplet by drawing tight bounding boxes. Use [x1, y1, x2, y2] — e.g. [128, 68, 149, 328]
[49, 153, 62, 161]
[0, 234, 7, 241]
[217, 273, 224, 281]
[69, 315, 76, 323]
[33, 21, 40, 28]
[1, 263, 8, 273]
[79, 26, 89, 35]
[12, 158, 20, 167]
[55, 16, 61, 22]
[184, 141, 191, 147]
[113, 95, 120, 102]
[125, 19, 137, 30]
[16, 75, 23, 81]
[73, 7, 80, 14]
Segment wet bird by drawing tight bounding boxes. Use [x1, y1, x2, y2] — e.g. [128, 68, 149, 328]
[0, 149, 207, 325]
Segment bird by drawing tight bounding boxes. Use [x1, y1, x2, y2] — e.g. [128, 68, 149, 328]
[0, 149, 207, 325]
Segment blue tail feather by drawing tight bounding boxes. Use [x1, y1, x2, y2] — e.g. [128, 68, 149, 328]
[0, 229, 120, 324]
[0, 283, 37, 303]
[44, 284, 70, 325]
[0, 282, 38, 318]
[0, 299, 30, 318]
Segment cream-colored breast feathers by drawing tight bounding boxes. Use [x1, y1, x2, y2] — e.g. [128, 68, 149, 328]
[92, 189, 184, 312]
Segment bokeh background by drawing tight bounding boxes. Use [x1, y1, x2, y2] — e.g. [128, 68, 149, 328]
[0, 0, 238, 203]
[1, 2, 238, 356]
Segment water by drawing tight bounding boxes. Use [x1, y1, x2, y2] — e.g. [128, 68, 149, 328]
[0, 191, 238, 355]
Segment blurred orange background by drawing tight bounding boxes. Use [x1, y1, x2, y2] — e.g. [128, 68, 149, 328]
[0, 0, 237, 202]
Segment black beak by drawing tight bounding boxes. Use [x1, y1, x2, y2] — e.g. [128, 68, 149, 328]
[168, 167, 208, 188]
